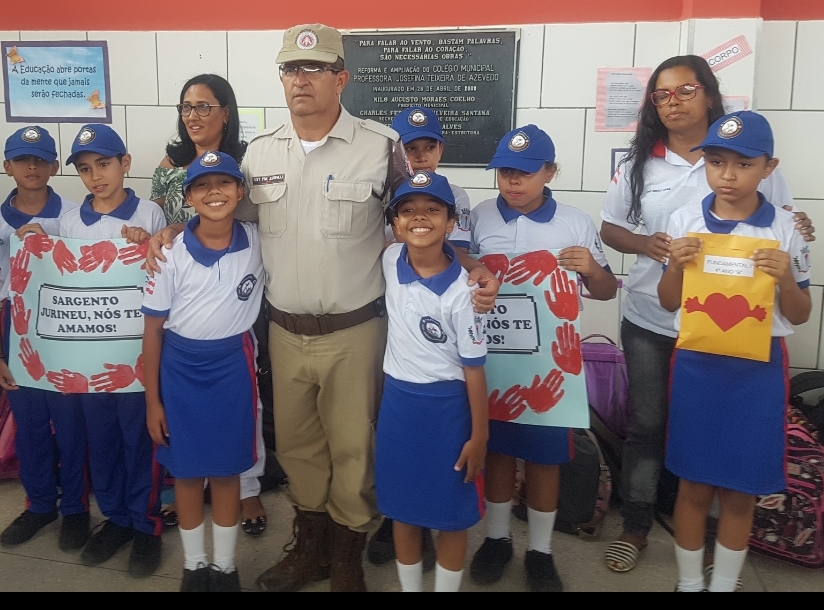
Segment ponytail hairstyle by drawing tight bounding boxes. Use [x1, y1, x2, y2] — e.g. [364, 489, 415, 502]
[622, 55, 724, 224]
[165, 74, 247, 167]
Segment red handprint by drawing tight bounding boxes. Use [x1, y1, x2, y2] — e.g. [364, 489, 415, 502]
[11, 295, 30, 336]
[46, 369, 89, 394]
[90, 363, 136, 393]
[23, 233, 54, 259]
[544, 267, 579, 321]
[118, 241, 149, 266]
[488, 384, 528, 421]
[134, 354, 144, 387]
[551, 322, 582, 375]
[523, 369, 565, 414]
[53, 240, 78, 275]
[79, 241, 118, 273]
[9, 248, 31, 294]
[18, 338, 45, 381]
[504, 250, 559, 286]
[478, 254, 510, 284]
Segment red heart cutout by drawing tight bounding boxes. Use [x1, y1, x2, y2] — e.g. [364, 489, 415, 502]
[683, 293, 767, 332]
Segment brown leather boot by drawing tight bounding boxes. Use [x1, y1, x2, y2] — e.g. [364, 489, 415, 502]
[256, 508, 331, 592]
[330, 520, 368, 592]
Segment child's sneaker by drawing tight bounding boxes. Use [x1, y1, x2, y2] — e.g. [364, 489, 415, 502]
[180, 565, 210, 592]
[470, 537, 513, 584]
[128, 531, 162, 577]
[81, 520, 134, 565]
[59, 512, 91, 551]
[209, 565, 242, 592]
[524, 550, 563, 592]
[0, 510, 58, 547]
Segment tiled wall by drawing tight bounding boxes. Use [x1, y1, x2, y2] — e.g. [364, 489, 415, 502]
[1, 20, 821, 369]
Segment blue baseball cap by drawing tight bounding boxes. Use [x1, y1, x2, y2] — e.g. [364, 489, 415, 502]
[389, 171, 455, 209]
[65, 124, 127, 166]
[391, 107, 444, 144]
[182, 151, 245, 192]
[4, 126, 57, 164]
[487, 124, 556, 173]
[692, 111, 774, 158]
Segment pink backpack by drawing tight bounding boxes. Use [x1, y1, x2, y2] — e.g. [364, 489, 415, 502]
[0, 392, 18, 480]
[581, 334, 629, 439]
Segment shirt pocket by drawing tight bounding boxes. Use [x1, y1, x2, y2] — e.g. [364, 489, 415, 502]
[249, 184, 287, 238]
[321, 180, 372, 239]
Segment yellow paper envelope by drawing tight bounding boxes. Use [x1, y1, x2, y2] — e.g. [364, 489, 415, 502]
[676, 232, 779, 362]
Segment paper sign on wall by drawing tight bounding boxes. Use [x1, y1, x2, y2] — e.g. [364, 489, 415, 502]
[701, 35, 753, 73]
[595, 67, 652, 132]
[238, 108, 265, 142]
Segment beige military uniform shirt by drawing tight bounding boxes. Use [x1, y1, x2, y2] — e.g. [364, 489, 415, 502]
[236, 106, 407, 315]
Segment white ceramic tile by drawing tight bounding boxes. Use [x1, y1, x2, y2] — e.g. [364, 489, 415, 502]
[44, 175, 94, 205]
[58, 105, 127, 176]
[691, 18, 760, 100]
[792, 21, 824, 110]
[0, 105, 24, 151]
[754, 21, 795, 110]
[516, 26, 544, 109]
[541, 23, 635, 108]
[156, 32, 228, 107]
[228, 31, 286, 108]
[787, 285, 822, 369]
[264, 107, 292, 131]
[123, 106, 179, 180]
[579, 284, 622, 345]
[19, 32, 86, 41]
[464, 188, 498, 209]
[437, 166, 495, 189]
[762, 111, 824, 201]
[553, 189, 623, 275]
[581, 109, 633, 193]
[124, 177, 153, 201]
[634, 22, 682, 71]
[0, 32, 20, 102]
[88, 32, 158, 106]
[515, 108, 586, 192]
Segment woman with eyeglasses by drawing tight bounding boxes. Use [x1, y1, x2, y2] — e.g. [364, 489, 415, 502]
[150, 74, 270, 539]
[599, 55, 814, 576]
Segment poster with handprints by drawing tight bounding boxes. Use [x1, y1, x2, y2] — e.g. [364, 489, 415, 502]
[8, 235, 147, 393]
[473, 251, 589, 428]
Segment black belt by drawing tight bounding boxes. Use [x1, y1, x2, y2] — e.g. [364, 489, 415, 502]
[269, 297, 386, 336]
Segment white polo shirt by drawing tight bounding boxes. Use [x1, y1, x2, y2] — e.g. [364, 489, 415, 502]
[0, 187, 78, 300]
[667, 194, 809, 337]
[601, 141, 794, 337]
[59, 188, 167, 240]
[141, 218, 263, 340]
[383, 242, 487, 384]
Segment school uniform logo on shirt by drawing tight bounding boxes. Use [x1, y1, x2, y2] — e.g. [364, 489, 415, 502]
[409, 110, 428, 127]
[236, 274, 257, 301]
[794, 245, 811, 274]
[718, 117, 743, 139]
[508, 132, 529, 152]
[468, 315, 485, 345]
[77, 128, 95, 145]
[22, 127, 41, 143]
[420, 316, 447, 343]
[297, 30, 318, 50]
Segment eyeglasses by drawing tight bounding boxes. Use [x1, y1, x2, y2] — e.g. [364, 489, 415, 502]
[279, 64, 341, 80]
[176, 103, 223, 117]
[650, 84, 705, 106]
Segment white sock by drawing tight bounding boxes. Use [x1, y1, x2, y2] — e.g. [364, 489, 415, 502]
[179, 522, 207, 571]
[708, 541, 747, 592]
[674, 542, 705, 592]
[434, 562, 463, 592]
[485, 500, 512, 540]
[212, 522, 238, 573]
[396, 560, 423, 592]
[527, 508, 556, 555]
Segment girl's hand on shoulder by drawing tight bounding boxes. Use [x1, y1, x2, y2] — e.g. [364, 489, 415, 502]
[15, 223, 46, 238]
[752, 248, 792, 285]
[146, 400, 169, 447]
[454, 436, 487, 484]
[557, 246, 597, 277]
[668, 237, 702, 270]
[785, 206, 816, 242]
[121, 225, 151, 245]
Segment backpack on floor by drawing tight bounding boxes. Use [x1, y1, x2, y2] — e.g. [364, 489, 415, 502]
[0, 391, 18, 480]
[749, 371, 824, 568]
[581, 334, 629, 439]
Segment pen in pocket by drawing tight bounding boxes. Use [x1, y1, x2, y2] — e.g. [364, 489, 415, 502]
[326, 175, 334, 193]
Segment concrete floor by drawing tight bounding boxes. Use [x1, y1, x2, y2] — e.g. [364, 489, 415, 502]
[0, 479, 823, 592]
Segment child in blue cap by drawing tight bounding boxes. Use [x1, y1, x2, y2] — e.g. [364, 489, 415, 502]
[658, 111, 811, 592]
[0, 126, 89, 551]
[469, 124, 617, 592]
[375, 170, 488, 592]
[142, 151, 263, 592]
[21, 123, 167, 576]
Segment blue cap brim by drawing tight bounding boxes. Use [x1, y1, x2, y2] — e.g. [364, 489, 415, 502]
[66, 147, 126, 166]
[388, 192, 455, 210]
[181, 169, 245, 192]
[5, 147, 57, 164]
[691, 143, 770, 158]
[399, 130, 445, 145]
[486, 156, 546, 173]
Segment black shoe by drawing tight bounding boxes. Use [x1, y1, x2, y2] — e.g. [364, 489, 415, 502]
[59, 512, 90, 551]
[421, 528, 436, 573]
[367, 518, 394, 565]
[470, 537, 513, 585]
[210, 565, 242, 592]
[524, 550, 563, 592]
[0, 510, 58, 547]
[129, 531, 162, 577]
[181, 565, 211, 592]
[80, 520, 134, 566]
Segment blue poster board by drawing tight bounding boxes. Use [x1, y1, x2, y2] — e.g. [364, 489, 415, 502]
[2, 41, 112, 123]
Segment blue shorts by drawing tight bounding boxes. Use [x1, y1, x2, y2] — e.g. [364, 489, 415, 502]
[375, 375, 483, 531]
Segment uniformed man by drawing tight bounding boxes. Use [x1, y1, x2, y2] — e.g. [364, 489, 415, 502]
[148, 23, 498, 592]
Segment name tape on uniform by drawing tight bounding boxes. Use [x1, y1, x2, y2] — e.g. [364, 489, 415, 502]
[704, 255, 754, 278]
[701, 35, 753, 73]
